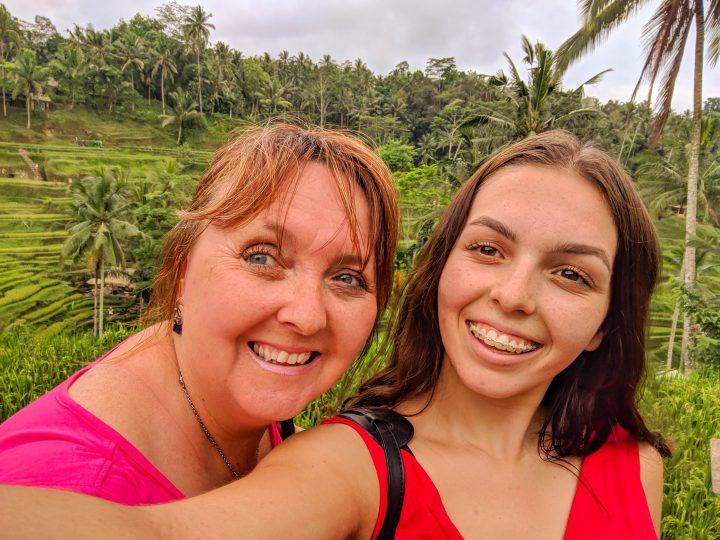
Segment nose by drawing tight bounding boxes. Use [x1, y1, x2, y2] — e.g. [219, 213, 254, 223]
[488, 260, 537, 315]
[276, 280, 328, 336]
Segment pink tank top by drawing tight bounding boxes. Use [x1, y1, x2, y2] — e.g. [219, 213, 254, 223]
[0, 348, 283, 505]
[324, 417, 656, 539]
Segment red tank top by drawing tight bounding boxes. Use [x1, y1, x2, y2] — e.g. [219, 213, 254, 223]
[323, 417, 656, 539]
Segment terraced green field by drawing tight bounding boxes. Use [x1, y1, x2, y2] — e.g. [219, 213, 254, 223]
[0, 177, 132, 335]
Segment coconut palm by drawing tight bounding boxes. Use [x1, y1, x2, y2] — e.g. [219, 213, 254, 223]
[115, 36, 145, 109]
[0, 4, 22, 116]
[181, 5, 214, 113]
[49, 44, 88, 109]
[10, 49, 50, 129]
[160, 88, 202, 144]
[151, 40, 178, 115]
[62, 169, 139, 338]
[557, 0, 720, 370]
[636, 115, 720, 225]
[474, 36, 609, 140]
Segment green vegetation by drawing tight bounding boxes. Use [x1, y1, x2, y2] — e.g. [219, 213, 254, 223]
[0, 1, 718, 535]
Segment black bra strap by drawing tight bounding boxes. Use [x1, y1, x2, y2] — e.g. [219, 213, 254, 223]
[338, 408, 414, 540]
[279, 418, 296, 440]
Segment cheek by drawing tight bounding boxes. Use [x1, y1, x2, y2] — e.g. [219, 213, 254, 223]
[334, 300, 378, 357]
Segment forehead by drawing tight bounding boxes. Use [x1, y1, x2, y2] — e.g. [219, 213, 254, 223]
[468, 164, 617, 256]
[207, 162, 374, 261]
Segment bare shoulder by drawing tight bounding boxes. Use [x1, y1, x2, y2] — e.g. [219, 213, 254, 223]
[637, 442, 664, 535]
[261, 422, 379, 509]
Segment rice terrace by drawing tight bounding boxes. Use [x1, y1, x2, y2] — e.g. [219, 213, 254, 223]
[0, 1, 718, 537]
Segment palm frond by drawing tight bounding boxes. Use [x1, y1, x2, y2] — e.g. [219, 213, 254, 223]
[556, 0, 647, 71]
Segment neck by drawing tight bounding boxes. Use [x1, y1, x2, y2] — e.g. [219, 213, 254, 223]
[164, 329, 268, 483]
[405, 358, 551, 461]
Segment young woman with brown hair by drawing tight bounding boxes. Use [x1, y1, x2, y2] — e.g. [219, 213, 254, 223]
[1, 130, 668, 539]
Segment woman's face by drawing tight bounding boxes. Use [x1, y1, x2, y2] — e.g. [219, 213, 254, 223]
[437, 164, 618, 401]
[177, 162, 378, 428]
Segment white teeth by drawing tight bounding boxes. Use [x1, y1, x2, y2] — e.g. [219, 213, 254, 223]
[251, 343, 314, 365]
[468, 323, 539, 354]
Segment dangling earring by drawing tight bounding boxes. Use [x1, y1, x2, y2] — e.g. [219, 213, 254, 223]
[173, 303, 183, 335]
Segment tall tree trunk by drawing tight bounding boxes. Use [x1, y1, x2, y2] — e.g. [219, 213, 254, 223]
[1, 71, 6, 116]
[666, 256, 686, 371]
[99, 256, 105, 338]
[177, 122, 183, 145]
[130, 71, 135, 112]
[681, 2, 704, 371]
[25, 95, 30, 129]
[161, 72, 166, 115]
[93, 267, 98, 337]
[197, 49, 203, 113]
[667, 299, 681, 371]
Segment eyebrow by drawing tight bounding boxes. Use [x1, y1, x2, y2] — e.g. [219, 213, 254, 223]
[466, 216, 612, 271]
[467, 216, 517, 242]
[260, 221, 368, 270]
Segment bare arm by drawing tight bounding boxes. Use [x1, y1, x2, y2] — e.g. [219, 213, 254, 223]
[638, 442, 664, 537]
[0, 425, 378, 539]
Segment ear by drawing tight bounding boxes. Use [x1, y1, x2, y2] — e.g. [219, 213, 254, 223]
[176, 257, 188, 303]
[585, 329, 604, 352]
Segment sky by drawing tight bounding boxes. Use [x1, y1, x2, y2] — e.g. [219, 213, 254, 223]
[6, 0, 719, 112]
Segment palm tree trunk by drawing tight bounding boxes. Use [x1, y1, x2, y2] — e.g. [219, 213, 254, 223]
[1, 70, 6, 116]
[197, 49, 203, 113]
[161, 72, 166, 115]
[666, 299, 681, 371]
[93, 269, 98, 337]
[130, 71, 135, 112]
[680, 1, 705, 371]
[25, 95, 30, 129]
[177, 123, 183, 145]
[99, 256, 105, 338]
[666, 256, 685, 371]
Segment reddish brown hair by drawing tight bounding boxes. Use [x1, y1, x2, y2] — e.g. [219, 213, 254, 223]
[145, 123, 399, 328]
[351, 130, 670, 458]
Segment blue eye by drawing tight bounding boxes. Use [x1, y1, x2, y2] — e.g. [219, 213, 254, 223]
[335, 273, 367, 289]
[244, 249, 278, 267]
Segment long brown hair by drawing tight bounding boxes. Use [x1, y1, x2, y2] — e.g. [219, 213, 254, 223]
[145, 122, 399, 329]
[351, 130, 670, 458]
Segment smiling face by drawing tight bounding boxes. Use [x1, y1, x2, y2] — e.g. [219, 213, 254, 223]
[175, 162, 378, 428]
[437, 164, 618, 401]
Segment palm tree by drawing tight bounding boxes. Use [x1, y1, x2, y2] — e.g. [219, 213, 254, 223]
[10, 49, 50, 129]
[49, 44, 88, 109]
[557, 0, 720, 370]
[474, 36, 609, 139]
[257, 78, 292, 113]
[636, 115, 720, 225]
[115, 36, 145, 110]
[62, 169, 139, 338]
[181, 5, 214, 113]
[0, 4, 22, 117]
[160, 88, 202, 144]
[151, 41, 178, 115]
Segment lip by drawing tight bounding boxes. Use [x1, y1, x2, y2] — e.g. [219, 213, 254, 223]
[248, 342, 319, 376]
[465, 322, 542, 368]
[467, 319, 540, 345]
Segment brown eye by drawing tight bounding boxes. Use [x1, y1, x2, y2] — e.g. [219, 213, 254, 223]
[556, 267, 591, 287]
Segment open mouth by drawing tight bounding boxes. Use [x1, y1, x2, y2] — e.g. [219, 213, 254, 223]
[248, 342, 320, 367]
[467, 321, 541, 355]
